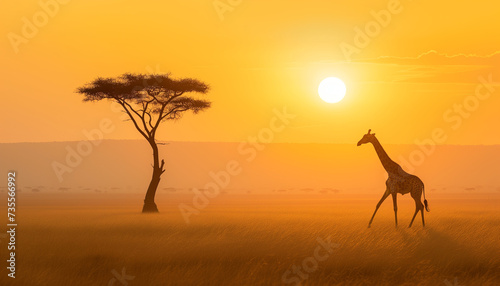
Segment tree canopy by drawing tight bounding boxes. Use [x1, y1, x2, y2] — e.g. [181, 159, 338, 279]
[77, 73, 211, 140]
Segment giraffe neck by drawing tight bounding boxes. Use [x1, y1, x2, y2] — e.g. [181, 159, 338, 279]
[370, 137, 400, 174]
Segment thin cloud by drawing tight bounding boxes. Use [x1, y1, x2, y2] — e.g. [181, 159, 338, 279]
[352, 51, 500, 83]
[355, 50, 500, 66]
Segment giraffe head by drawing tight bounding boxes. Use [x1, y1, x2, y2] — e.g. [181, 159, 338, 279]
[357, 129, 376, 146]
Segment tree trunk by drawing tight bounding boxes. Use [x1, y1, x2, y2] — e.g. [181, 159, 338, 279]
[142, 139, 164, 213]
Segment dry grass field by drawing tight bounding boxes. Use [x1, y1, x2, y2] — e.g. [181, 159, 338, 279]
[1, 191, 500, 285]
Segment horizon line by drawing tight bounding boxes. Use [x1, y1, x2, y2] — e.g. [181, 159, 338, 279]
[1, 139, 500, 147]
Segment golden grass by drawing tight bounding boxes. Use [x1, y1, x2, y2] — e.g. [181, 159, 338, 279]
[3, 192, 500, 285]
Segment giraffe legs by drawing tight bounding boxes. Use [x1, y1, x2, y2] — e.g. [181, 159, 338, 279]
[409, 206, 419, 228]
[392, 193, 398, 228]
[409, 192, 424, 228]
[368, 190, 390, 228]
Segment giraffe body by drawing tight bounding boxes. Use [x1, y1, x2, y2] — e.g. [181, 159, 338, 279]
[357, 129, 430, 228]
[387, 169, 421, 196]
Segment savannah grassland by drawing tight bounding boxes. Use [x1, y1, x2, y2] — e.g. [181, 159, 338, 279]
[2, 191, 500, 286]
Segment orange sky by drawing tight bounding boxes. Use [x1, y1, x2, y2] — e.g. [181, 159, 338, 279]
[1, 0, 499, 144]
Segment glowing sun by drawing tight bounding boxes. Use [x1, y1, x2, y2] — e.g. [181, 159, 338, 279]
[318, 77, 346, 103]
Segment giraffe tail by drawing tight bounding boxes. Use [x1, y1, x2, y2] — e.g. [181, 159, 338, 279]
[423, 184, 430, 212]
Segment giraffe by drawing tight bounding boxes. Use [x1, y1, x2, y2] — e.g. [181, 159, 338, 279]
[357, 129, 430, 228]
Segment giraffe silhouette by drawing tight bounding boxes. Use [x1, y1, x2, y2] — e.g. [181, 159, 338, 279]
[357, 129, 430, 228]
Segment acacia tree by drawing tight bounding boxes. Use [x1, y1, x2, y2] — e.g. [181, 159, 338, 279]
[77, 73, 210, 213]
